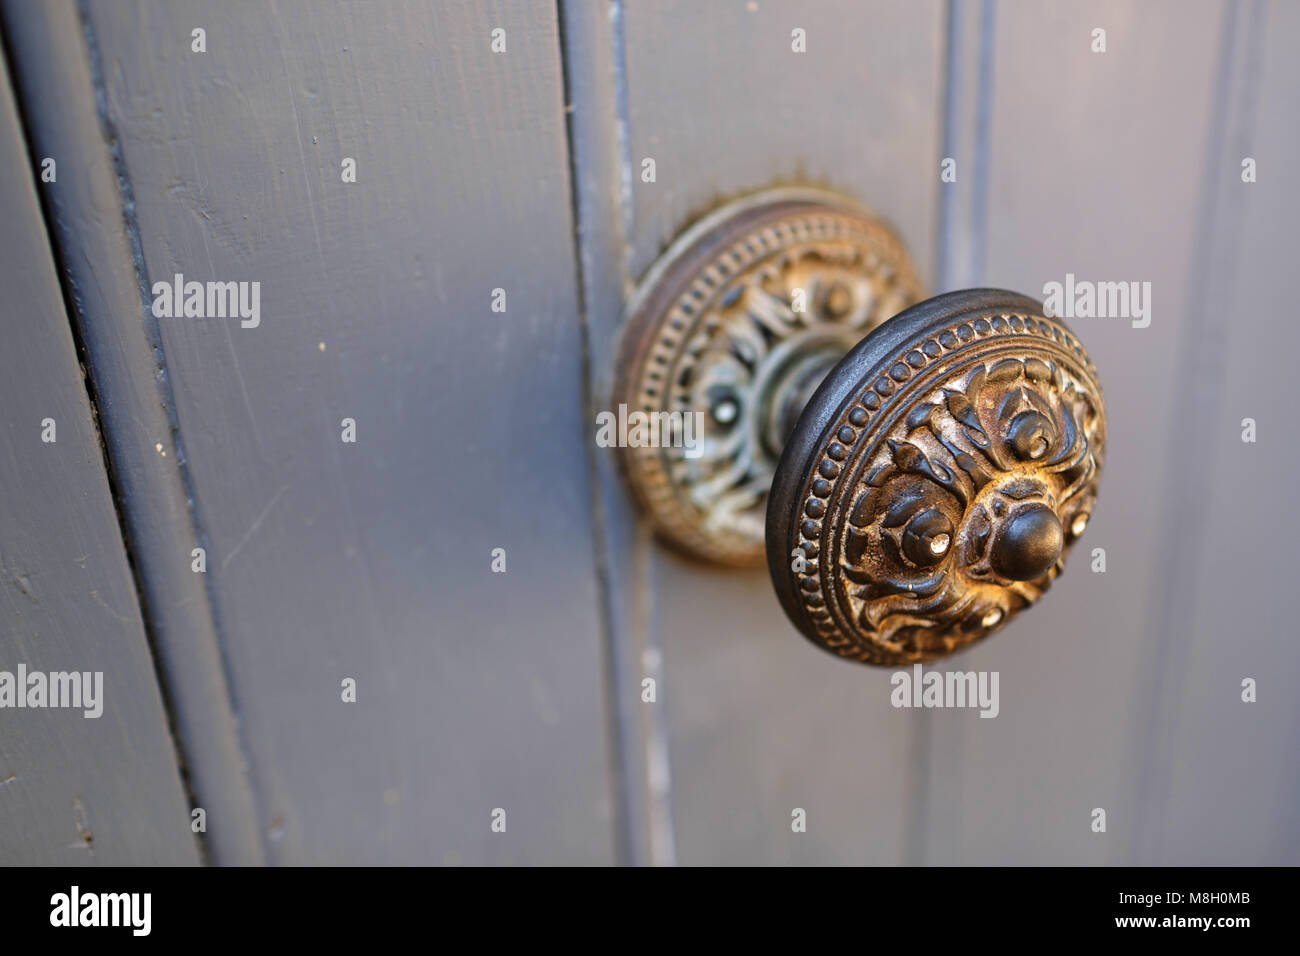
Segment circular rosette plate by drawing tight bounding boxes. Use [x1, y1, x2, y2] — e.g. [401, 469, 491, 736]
[613, 188, 924, 565]
[767, 289, 1107, 665]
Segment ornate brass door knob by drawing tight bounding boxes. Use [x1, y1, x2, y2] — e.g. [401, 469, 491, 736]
[613, 189, 1106, 665]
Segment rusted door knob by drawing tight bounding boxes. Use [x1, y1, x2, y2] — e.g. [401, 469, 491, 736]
[613, 189, 1106, 665]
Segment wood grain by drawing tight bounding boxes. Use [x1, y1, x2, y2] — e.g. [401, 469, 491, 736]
[1135, 0, 1300, 865]
[83, 0, 615, 864]
[618, 0, 945, 864]
[922, 0, 1265, 864]
[0, 0, 266, 865]
[0, 47, 198, 866]
[559, 0, 669, 865]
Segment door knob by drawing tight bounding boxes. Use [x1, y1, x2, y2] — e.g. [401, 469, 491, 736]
[612, 189, 1106, 664]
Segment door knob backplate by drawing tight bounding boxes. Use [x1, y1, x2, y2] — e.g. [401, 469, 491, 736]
[613, 188, 924, 565]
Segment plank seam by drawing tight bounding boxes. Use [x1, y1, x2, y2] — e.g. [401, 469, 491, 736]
[556, 0, 636, 867]
[0, 0, 268, 865]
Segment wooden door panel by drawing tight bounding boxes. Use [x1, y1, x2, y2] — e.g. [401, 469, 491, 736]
[617, 0, 945, 864]
[0, 50, 197, 865]
[919, 0, 1300, 864]
[2, 0, 1295, 868]
[77, 0, 614, 864]
[1147, 0, 1300, 864]
[920, 0, 1229, 864]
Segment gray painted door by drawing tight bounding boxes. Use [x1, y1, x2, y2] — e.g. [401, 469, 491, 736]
[4, 0, 615, 866]
[1, 0, 1295, 865]
[0, 42, 197, 866]
[569, 0, 1300, 866]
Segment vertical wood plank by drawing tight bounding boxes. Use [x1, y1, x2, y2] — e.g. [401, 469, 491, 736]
[1136, 0, 1300, 864]
[0, 0, 267, 865]
[82, 0, 616, 863]
[924, 0, 1244, 864]
[620, 0, 945, 864]
[559, 0, 674, 865]
[0, 49, 198, 866]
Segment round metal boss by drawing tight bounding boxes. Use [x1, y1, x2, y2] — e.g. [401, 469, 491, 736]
[766, 289, 1107, 665]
